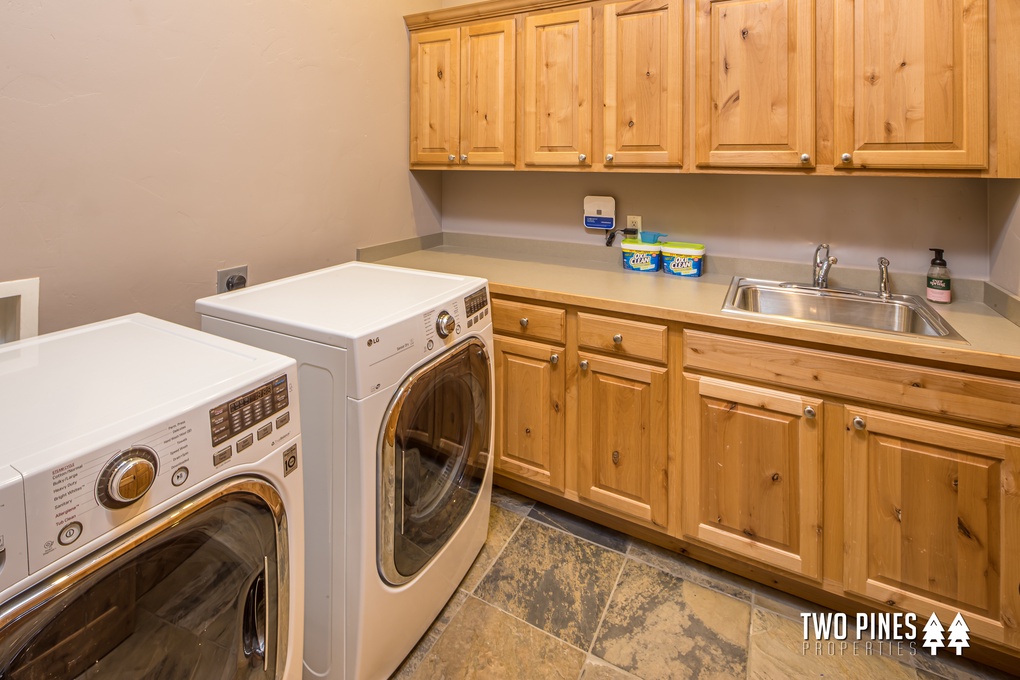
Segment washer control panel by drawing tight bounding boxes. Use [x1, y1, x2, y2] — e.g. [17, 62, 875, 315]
[18, 369, 299, 575]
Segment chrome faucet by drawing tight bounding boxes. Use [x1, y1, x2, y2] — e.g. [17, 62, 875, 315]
[878, 257, 891, 299]
[813, 244, 838, 288]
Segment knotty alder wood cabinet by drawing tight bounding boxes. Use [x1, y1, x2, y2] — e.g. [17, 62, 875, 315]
[492, 297, 672, 530]
[406, 0, 1020, 175]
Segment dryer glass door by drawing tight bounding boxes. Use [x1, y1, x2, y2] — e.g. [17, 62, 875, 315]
[0, 478, 291, 680]
[379, 338, 491, 585]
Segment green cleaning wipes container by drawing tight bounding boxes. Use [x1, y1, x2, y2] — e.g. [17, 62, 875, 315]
[621, 238, 661, 272]
[661, 242, 705, 277]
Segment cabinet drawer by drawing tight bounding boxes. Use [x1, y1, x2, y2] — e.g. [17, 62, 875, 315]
[578, 313, 667, 363]
[492, 299, 566, 343]
[684, 330, 1020, 430]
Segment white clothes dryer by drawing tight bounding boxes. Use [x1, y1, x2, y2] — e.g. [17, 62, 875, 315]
[197, 262, 493, 680]
[0, 314, 304, 679]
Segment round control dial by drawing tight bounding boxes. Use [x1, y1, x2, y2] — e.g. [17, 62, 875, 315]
[96, 447, 159, 509]
[436, 311, 456, 338]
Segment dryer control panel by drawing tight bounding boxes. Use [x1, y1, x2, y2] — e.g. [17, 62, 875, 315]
[17, 368, 299, 575]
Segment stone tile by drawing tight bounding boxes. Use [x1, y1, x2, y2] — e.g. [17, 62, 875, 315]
[459, 504, 526, 592]
[627, 538, 755, 603]
[748, 608, 917, 680]
[407, 596, 586, 680]
[390, 589, 470, 679]
[474, 518, 625, 650]
[592, 559, 752, 679]
[753, 583, 834, 622]
[911, 652, 1019, 680]
[579, 655, 643, 680]
[491, 485, 536, 516]
[528, 502, 630, 553]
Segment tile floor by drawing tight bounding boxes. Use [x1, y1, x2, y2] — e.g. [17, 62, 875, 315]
[392, 487, 1019, 680]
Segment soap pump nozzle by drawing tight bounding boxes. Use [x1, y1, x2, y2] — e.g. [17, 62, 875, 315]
[929, 248, 947, 266]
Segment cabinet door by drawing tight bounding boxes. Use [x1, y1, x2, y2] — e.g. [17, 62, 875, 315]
[603, 0, 681, 167]
[410, 28, 460, 165]
[577, 353, 668, 528]
[833, 0, 988, 169]
[845, 408, 1020, 648]
[682, 375, 823, 580]
[494, 336, 566, 491]
[694, 0, 815, 168]
[522, 8, 592, 167]
[461, 20, 516, 166]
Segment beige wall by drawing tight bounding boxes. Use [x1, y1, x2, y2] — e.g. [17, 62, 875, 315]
[989, 181, 1020, 295]
[0, 0, 442, 333]
[441, 173, 991, 280]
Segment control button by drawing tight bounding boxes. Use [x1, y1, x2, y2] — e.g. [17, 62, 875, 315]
[436, 311, 456, 338]
[258, 423, 273, 441]
[210, 406, 226, 417]
[214, 447, 232, 467]
[467, 319, 473, 328]
[283, 444, 298, 477]
[455, 324, 462, 335]
[171, 467, 190, 487]
[276, 412, 291, 428]
[57, 522, 83, 547]
[427, 339, 434, 351]
[237, 434, 254, 453]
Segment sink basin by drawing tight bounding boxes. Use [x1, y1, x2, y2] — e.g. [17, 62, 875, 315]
[721, 278, 965, 341]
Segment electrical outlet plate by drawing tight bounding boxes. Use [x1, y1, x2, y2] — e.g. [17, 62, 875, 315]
[627, 215, 642, 230]
[217, 265, 248, 294]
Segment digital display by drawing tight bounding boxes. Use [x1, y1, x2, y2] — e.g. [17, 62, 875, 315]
[464, 288, 488, 316]
[210, 375, 289, 446]
[228, 385, 274, 413]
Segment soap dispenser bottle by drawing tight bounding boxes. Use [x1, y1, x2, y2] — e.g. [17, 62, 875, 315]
[926, 248, 951, 304]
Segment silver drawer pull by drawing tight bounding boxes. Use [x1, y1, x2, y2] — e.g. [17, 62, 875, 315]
[612, 450, 620, 465]
[580, 360, 589, 371]
[549, 354, 559, 365]
[520, 318, 529, 328]
[804, 406, 816, 419]
[613, 334, 623, 345]
[853, 416, 866, 431]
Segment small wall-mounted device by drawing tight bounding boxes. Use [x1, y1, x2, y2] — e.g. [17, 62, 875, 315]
[583, 196, 616, 230]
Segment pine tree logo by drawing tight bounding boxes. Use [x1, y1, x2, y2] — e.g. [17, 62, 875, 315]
[922, 613, 946, 655]
[947, 613, 971, 655]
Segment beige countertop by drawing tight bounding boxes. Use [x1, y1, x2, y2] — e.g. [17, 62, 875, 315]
[372, 239, 1020, 376]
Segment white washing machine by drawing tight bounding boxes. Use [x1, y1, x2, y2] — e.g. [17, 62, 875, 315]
[0, 314, 304, 679]
[196, 262, 493, 680]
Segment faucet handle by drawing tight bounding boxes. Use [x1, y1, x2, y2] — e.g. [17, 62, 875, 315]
[878, 257, 889, 267]
[814, 243, 831, 264]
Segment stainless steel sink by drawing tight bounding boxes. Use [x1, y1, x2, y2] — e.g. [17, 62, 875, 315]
[721, 278, 965, 341]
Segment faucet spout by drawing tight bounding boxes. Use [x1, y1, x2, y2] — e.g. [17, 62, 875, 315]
[878, 257, 891, 299]
[813, 244, 836, 288]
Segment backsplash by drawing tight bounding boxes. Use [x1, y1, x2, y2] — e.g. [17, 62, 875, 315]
[440, 172, 989, 280]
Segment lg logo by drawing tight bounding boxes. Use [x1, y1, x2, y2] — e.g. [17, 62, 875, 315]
[367, 337, 381, 347]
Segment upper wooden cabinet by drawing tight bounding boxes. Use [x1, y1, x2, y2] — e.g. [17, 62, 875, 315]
[410, 21, 515, 167]
[522, 8, 593, 166]
[833, 0, 988, 170]
[603, 0, 682, 167]
[410, 28, 460, 165]
[694, 0, 815, 168]
[407, 0, 1019, 175]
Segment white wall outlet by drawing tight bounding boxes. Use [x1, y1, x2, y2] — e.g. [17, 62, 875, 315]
[627, 215, 642, 230]
[217, 265, 249, 293]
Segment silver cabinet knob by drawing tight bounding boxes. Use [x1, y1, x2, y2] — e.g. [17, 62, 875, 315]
[549, 354, 559, 365]
[613, 334, 623, 345]
[460, 154, 468, 162]
[612, 450, 620, 465]
[448, 154, 456, 162]
[519, 317, 529, 329]
[841, 153, 852, 163]
[580, 360, 589, 371]
[804, 406, 816, 419]
[853, 416, 866, 431]
[606, 154, 614, 162]
[578, 154, 587, 162]
[801, 153, 811, 163]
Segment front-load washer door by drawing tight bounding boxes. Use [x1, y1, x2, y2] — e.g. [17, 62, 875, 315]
[379, 337, 491, 586]
[0, 478, 292, 680]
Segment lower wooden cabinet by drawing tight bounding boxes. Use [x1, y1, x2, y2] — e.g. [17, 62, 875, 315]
[681, 374, 824, 580]
[493, 335, 566, 491]
[844, 407, 1020, 649]
[577, 352, 669, 528]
